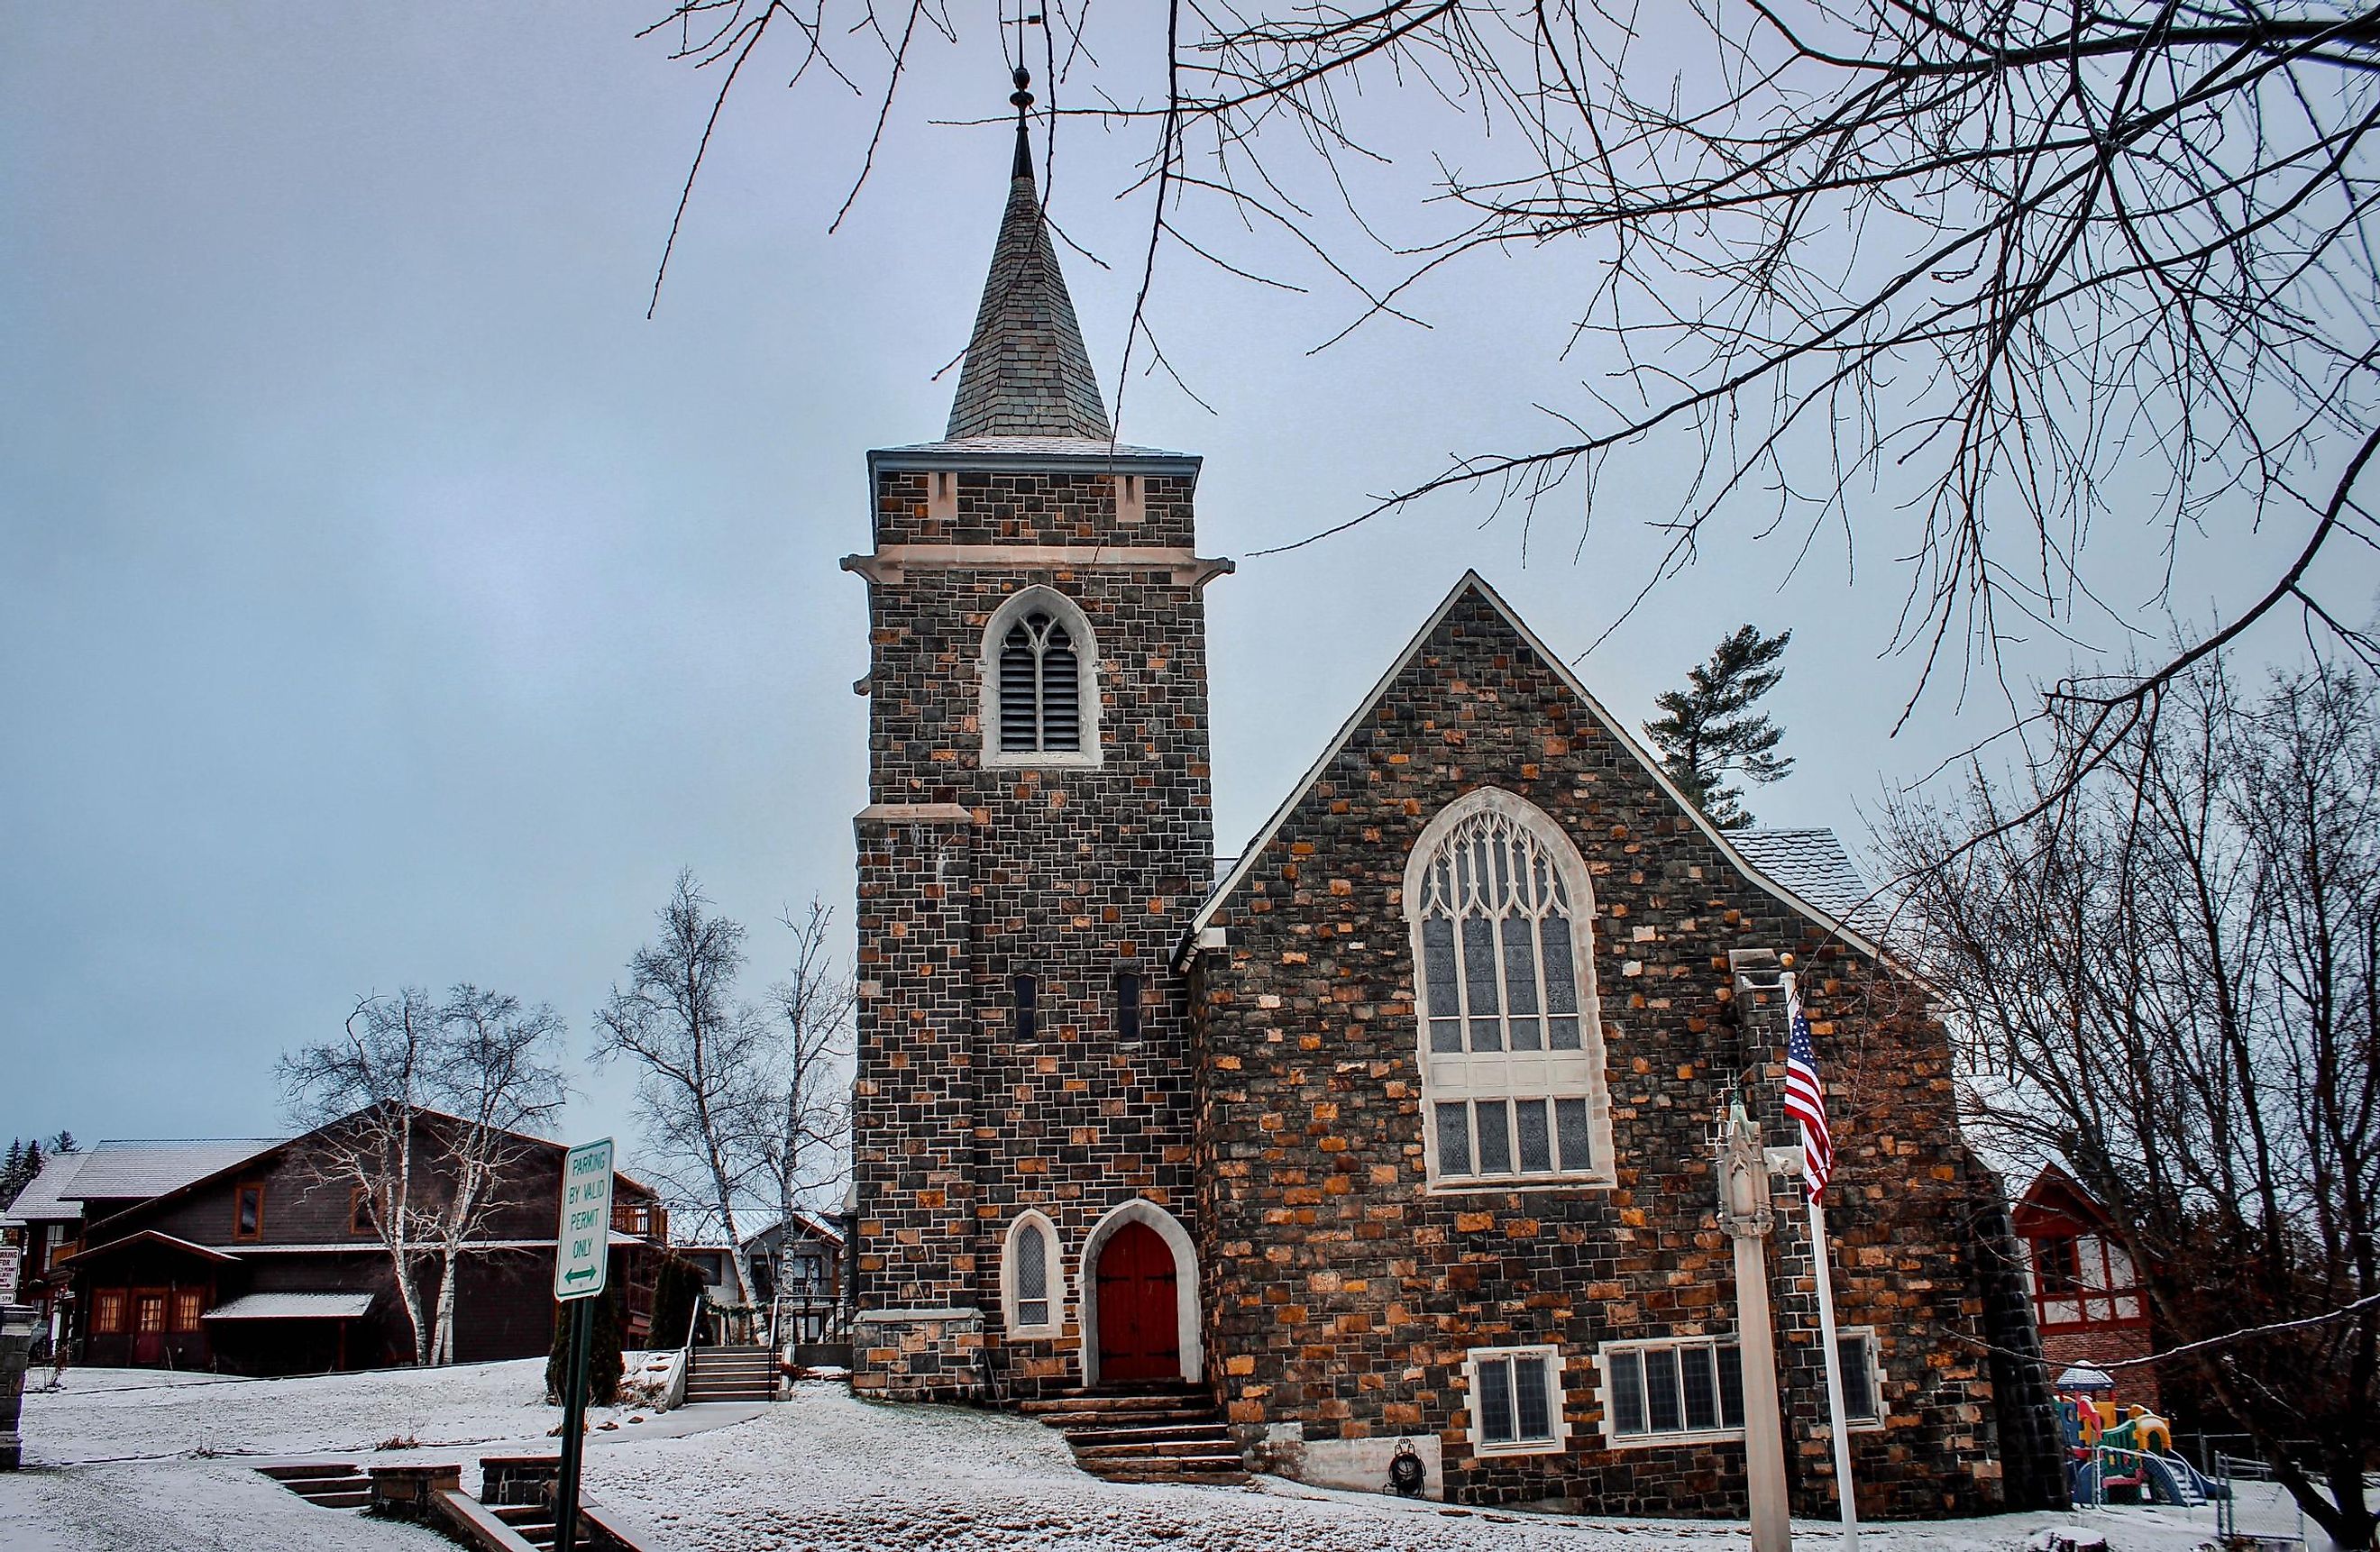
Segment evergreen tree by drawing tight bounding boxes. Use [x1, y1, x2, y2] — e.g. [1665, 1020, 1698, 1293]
[48, 1131, 75, 1155]
[1643, 625, 1795, 830]
[1, 1141, 23, 1209]
[545, 1289, 624, 1409]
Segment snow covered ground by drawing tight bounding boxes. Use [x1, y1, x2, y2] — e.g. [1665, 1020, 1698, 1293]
[0, 1363, 2257, 1552]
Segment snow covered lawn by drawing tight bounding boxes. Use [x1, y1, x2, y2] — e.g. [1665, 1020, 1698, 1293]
[1, 1364, 2244, 1552]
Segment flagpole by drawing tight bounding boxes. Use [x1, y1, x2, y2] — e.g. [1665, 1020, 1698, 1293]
[1785, 969, 1860, 1551]
[1803, 1133, 1861, 1551]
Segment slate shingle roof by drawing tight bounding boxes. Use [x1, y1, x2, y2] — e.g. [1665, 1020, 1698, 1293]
[1731, 827, 1890, 935]
[1, 1153, 88, 1226]
[58, 1138, 285, 1204]
[945, 123, 1113, 442]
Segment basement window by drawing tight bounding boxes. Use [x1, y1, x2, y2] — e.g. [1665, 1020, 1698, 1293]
[1464, 1344, 1568, 1456]
[1599, 1337, 1746, 1447]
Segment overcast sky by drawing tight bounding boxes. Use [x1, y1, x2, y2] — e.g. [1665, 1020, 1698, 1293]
[4, 6, 2363, 1163]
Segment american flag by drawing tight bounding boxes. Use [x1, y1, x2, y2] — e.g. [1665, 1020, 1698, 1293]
[1782, 973, 1835, 1198]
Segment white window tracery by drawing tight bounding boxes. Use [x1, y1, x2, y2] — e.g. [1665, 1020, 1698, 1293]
[1002, 1210, 1064, 1337]
[1404, 790, 1615, 1191]
[982, 587, 1100, 768]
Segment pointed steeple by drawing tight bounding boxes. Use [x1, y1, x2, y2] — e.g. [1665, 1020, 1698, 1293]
[945, 68, 1112, 442]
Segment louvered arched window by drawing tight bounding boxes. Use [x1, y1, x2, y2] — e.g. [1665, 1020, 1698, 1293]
[983, 588, 1100, 767]
[1404, 788, 1615, 1191]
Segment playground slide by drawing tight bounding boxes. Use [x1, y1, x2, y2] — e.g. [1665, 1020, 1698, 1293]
[2138, 1454, 2202, 1507]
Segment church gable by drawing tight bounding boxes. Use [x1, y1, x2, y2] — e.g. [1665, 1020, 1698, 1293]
[1185, 573, 2002, 1515]
[1186, 572, 1881, 963]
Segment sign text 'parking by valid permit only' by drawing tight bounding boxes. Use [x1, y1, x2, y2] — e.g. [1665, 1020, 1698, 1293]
[554, 1137, 615, 1301]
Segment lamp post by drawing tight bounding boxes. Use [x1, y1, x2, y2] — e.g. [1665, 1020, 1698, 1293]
[1719, 1099, 1791, 1552]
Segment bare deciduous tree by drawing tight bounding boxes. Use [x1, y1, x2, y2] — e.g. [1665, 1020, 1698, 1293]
[640, 1, 2380, 808]
[422, 985, 569, 1365]
[280, 988, 443, 1365]
[758, 898, 856, 1244]
[281, 983, 570, 1366]
[594, 870, 769, 1307]
[1881, 660, 2380, 1548]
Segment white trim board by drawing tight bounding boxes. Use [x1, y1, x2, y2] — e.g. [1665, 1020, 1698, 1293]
[1176, 570, 1884, 967]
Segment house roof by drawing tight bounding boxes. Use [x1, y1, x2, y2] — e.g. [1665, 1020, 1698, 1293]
[1181, 571, 1888, 964]
[58, 1139, 285, 1204]
[740, 1210, 847, 1251]
[942, 104, 1112, 442]
[204, 1291, 374, 1321]
[57, 1228, 243, 1267]
[2, 1153, 89, 1226]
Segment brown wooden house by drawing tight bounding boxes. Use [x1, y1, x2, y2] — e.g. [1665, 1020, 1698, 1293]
[2011, 1166, 2158, 1410]
[49, 1111, 666, 1375]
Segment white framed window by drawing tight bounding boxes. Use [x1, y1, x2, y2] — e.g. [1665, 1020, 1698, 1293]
[981, 587, 1100, 768]
[1002, 1210, 1065, 1337]
[1597, 1336, 1747, 1447]
[1835, 1328, 1886, 1429]
[1463, 1345, 1569, 1456]
[1404, 789, 1614, 1191]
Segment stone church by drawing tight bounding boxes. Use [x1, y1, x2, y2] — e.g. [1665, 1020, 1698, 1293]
[844, 98, 2060, 1518]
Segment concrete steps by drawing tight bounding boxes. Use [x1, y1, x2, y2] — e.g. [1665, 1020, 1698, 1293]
[256, 1462, 371, 1509]
[684, 1344, 778, 1403]
[1024, 1388, 1250, 1486]
[493, 1502, 559, 1548]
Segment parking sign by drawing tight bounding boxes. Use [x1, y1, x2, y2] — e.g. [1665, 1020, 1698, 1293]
[553, 1138, 615, 1301]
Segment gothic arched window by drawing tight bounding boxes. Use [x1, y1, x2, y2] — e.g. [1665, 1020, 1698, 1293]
[1404, 789, 1615, 1191]
[1002, 1210, 1064, 1337]
[982, 587, 1100, 768]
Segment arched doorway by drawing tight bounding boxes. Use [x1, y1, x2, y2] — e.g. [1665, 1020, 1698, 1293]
[1078, 1198, 1202, 1389]
[1094, 1221, 1178, 1385]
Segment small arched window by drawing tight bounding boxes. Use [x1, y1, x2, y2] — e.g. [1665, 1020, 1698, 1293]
[1405, 789, 1614, 1191]
[1002, 1210, 1064, 1337]
[983, 587, 1100, 767]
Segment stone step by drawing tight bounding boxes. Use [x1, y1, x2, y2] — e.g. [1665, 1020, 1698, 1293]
[1065, 1421, 1233, 1445]
[298, 1488, 373, 1509]
[1037, 1408, 1217, 1432]
[1074, 1437, 1242, 1460]
[1018, 1390, 1203, 1415]
[258, 1463, 364, 1482]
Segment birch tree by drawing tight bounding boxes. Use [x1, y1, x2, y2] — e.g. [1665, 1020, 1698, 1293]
[423, 986, 569, 1365]
[757, 899, 855, 1248]
[279, 989, 442, 1365]
[594, 870, 768, 1308]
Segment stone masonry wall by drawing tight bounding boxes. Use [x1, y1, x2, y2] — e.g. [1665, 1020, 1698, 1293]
[1191, 584, 2007, 1517]
[853, 459, 1213, 1400]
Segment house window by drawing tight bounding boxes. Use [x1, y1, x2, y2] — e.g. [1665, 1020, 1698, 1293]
[350, 1186, 375, 1237]
[1114, 970, 1142, 1041]
[1002, 1211, 1063, 1337]
[1837, 1328, 1885, 1428]
[92, 1289, 125, 1334]
[233, 1182, 266, 1241]
[982, 588, 1100, 767]
[134, 1293, 167, 1336]
[1601, 1337, 1747, 1446]
[2027, 1232, 2145, 1328]
[1464, 1345, 1568, 1456]
[1012, 974, 1039, 1042]
[1405, 790, 1614, 1190]
[172, 1290, 205, 1332]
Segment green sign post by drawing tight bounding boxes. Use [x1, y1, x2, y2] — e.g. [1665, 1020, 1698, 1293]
[551, 1137, 613, 1552]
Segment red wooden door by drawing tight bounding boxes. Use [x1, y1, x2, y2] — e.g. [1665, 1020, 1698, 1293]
[132, 1292, 168, 1365]
[1095, 1221, 1179, 1385]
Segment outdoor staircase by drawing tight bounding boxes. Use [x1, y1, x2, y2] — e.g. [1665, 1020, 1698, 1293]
[256, 1462, 371, 1509]
[684, 1344, 778, 1403]
[1021, 1384, 1250, 1486]
[491, 1502, 561, 1548]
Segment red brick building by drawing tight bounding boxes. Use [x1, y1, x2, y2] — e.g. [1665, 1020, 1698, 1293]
[2012, 1168, 2157, 1411]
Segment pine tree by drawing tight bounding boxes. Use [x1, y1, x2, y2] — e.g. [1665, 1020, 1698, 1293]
[1, 1141, 23, 1209]
[1643, 625, 1795, 830]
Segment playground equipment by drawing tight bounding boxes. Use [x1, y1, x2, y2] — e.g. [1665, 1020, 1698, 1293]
[2055, 1387, 2222, 1511]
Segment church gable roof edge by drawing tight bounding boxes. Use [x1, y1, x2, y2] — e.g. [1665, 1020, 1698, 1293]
[1178, 570, 1886, 966]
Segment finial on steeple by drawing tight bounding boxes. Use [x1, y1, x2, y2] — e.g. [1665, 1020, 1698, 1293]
[1010, 66, 1035, 180]
[943, 57, 1112, 442]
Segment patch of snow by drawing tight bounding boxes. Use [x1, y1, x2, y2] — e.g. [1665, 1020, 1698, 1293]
[0, 1367, 2258, 1552]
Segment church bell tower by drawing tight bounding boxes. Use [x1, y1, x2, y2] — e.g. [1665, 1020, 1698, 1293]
[844, 68, 1231, 1401]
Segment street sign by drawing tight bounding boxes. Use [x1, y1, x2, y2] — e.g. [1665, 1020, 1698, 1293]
[552, 1138, 615, 1302]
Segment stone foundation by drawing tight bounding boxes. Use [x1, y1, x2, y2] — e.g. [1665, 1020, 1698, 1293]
[851, 1307, 988, 1402]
